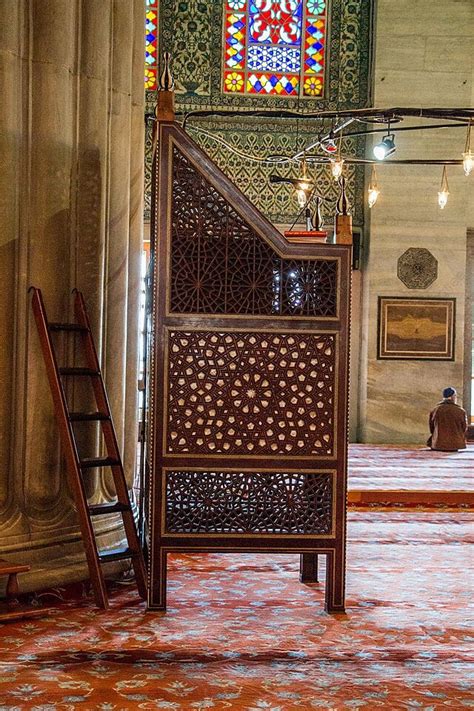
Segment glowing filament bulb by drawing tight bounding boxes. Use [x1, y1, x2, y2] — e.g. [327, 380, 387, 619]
[368, 186, 379, 208]
[297, 180, 311, 192]
[438, 190, 449, 209]
[462, 150, 473, 177]
[438, 166, 449, 209]
[296, 157, 310, 207]
[368, 165, 379, 208]
[296, 188, 307, 207]
[331, 159, 344, 179]
[463, 121, 473, 176]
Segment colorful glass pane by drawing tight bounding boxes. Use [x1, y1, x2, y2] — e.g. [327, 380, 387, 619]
[223, 0, 327, 98]
[225, 12, 247, 70]
[145, 0, 158, 90]
[224, 71, 246, 92]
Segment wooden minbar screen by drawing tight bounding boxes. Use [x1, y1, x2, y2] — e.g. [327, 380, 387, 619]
[148, 118, 351, 613]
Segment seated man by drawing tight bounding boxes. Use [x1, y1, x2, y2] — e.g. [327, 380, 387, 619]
[428, 387, 467, 452]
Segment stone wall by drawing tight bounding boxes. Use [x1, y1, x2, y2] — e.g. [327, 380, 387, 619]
[0, 0, 145, 591]
[359, 0, 474, 442]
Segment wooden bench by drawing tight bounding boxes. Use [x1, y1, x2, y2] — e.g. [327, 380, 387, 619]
[0, 559, 51, 622]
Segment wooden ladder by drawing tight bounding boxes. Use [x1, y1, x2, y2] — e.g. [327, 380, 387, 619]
[30, 287, 147, 608]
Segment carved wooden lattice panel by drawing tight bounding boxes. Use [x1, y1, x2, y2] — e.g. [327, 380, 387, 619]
[167, 330, 335, 457]
[165, 470, 333, 535]
[170, 146, 338, 317]
[149, 121, 351, 613]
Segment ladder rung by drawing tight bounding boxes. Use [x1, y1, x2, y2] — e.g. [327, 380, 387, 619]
[59, 367, 100, 376]
[69, 412, 110, 422]
[99, 547, 134, 563]
[88, 502, 130, 516]
[80, 456, 120, 469]
[49, 322, 88, 332]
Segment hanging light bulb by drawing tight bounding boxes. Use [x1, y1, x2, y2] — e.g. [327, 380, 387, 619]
[296, 186, 308, 207]
[368, 165, 380, 208]
[462, 121, 473, 176]
[331, 158, 344, 179]
[438, 166, 449, 209]
[296, 158, 311, 207]
[330, 132, 344, 179]
[463, 152, 474, 177]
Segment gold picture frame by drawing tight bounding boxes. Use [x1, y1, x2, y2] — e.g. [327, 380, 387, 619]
[377, 297, 455, 360]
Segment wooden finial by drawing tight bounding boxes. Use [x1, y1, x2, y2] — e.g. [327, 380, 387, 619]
[313, 196, 323, 231]
[159, 51, 175, 91]
[156, 52, 175, 122]
[336, 176, 350, 216]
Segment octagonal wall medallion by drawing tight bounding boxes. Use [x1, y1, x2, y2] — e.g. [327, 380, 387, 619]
[397, 248, 438, 289]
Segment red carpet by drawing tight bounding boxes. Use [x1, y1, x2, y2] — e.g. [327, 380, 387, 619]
[1, 510, 473, 709]
[348, 444, 474, 507]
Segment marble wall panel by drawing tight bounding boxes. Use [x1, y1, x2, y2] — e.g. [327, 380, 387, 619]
[359, 0, 473, 443]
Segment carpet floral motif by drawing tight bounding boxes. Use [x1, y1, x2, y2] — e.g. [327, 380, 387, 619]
[1, 511, 473, 709]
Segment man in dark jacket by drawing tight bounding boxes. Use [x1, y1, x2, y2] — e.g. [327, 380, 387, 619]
[428, 387, 468, 451]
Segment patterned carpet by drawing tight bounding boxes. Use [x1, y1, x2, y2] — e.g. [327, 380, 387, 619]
[1, 510, 473, 710]
[348, 444, 474, 492]
[347, 444, 474, 508]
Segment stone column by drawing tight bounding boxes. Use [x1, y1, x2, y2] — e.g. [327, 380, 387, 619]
[0, 0, 24, 542]
[0, 0, 146, 592]
[124, 0, 146, 488]
[74, 0, 112, 498]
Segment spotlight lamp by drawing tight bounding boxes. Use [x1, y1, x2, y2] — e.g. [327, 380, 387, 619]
[367, 165, 380, 208]
[438, 166, 449, 209]
[373, 131, 396, 160]
[463, 121, 473, 176]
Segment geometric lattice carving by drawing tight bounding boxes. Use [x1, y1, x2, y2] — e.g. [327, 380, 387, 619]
[148, 120, 351, 612]
[397, 248, 438, 289]
[165, 470, 333, 534]
[167, 330, 335, 457]
[170, 147, 338, 317]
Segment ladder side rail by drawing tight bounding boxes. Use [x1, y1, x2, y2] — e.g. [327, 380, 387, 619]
[73, 290, 133, 503]
[30, 288, 109, 609]
[73, 291, 147, 599]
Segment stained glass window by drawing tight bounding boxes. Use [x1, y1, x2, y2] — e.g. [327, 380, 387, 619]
[145, 0, 159, 90]
[223, 0, 327, 97]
